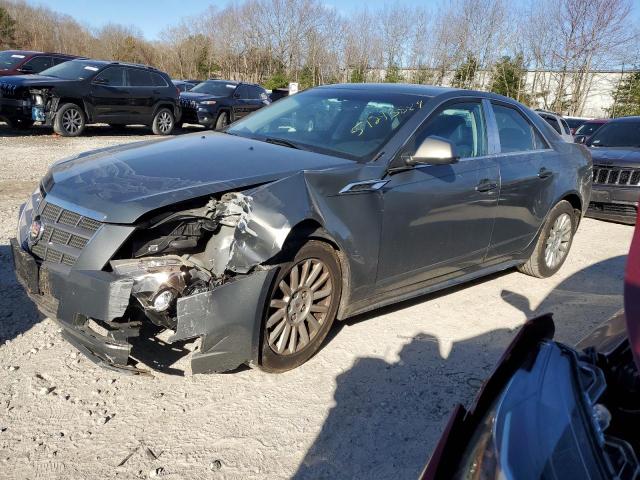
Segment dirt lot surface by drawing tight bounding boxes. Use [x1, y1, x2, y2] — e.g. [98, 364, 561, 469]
[0, 124, 635, 479]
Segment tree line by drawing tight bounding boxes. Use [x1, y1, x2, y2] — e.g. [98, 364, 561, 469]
[1, 0, 639, 116]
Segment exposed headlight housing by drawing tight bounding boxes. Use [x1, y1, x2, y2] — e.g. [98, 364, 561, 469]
[33, 94, 44, 106]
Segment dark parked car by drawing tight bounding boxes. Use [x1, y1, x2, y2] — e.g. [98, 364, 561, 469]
[11, 84, 591, 375]
[422, 210, 640, 479]
[0, 58, 180, 136]
[0, 50, 79, 78]
[574, 118, 609, 144]
[172, 79, 199, 92]
[564, 116, 589, 135]
[179, 80, 269, 129]
[586, 116, 640, 224]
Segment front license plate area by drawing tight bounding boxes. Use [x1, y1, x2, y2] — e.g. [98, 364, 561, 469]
[591, 189, 610, 203]
[10, 239, 39, 294]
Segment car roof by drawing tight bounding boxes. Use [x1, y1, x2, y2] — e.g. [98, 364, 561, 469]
[610, 116, 640, 123]
[316, 83, 457, 96]
[3, 50, 78, 57]
[68, 58, 163, 72]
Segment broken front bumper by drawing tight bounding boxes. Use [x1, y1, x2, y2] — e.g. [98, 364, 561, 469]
[0, 97, 32, 123]
[10, 237, 276, 374]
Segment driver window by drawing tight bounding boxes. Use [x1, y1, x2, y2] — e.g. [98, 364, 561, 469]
[414, 102, 487, 159]
[94, 67, 125, 86]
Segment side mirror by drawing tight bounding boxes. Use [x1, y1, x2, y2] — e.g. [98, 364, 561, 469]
[406, 136, 460, 166]
[93, 77, 109, 85]
[575, 135, 586, 144]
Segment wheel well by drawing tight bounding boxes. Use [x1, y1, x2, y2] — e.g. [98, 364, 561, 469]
[561, 193, 583, 227]
[280, 220, 350, 320]
[153, 102, 176, 117]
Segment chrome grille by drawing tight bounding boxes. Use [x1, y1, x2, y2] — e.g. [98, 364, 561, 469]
[30, 202, 102, 267]
[593, 166, 640, 186]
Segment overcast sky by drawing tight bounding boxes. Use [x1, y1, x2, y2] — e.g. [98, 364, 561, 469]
[28, 0, 441, 39]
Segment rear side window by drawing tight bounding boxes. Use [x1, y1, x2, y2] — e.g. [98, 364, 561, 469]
[94, 66, 125, 86]
[152, 73, 168, 87]
[541, 114, 562, 134]
[248, 86, 265, 100]
[23, 56, 53, 73]
[128, 68, 154, 87]
[494, 104, 547, 153]
[415, 101, 487, 159]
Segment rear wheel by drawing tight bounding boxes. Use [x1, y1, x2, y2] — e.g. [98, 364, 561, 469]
[152, 108, 174, 135]
[260, 240, 342, 372]
[214, 111, 229, 130]
[518, 200, 576, 278]
[54, 103, 85, 137]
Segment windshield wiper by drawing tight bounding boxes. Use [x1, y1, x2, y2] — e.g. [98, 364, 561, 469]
[264, 137, 302, 150]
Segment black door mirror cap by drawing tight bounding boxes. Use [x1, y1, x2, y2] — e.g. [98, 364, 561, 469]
[406, 136, 460, 166]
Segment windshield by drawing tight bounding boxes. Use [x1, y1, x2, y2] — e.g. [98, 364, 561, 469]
[589, 121, 640, 148]
[39, 60, 103, 80]
[576, 122, 604, 137]
[227, 88, 429, 160]
[0, 51, 26, 70]
[190, 81, 236, 96]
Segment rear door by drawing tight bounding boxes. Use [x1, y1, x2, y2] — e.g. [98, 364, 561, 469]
[377, 99, 500, 290]
[90, 66, 130, 122]
[126, 68, 156, 123]
[232, 85, 251, 119]
[485, 102, 557, 259]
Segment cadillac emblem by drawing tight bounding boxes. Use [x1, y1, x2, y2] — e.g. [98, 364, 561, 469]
[29, 217, 43, 244]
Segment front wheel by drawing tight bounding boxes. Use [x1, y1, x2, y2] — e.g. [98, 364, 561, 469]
[518, 200, 577, 278]
[151, 108, 174, 135]
[214, 111, 229, 130]
[260, 240, 342, 372]
[53, 103, 85, 137]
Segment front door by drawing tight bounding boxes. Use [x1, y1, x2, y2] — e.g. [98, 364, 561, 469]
[377, 100, 500, 291]
[90, 66, 130, 123]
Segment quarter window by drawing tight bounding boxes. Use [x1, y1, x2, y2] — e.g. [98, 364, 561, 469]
[94, 67, 125, 86]
[414, 102, 487, 159]
[152, 73, 168, 87]
[493, 105, 547, 153]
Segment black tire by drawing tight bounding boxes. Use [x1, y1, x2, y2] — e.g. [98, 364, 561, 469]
[518, 200, 577, 278]
[53, 103, 85, 137]
[151, 108, 174, 135]
[214, 111, 229, 130]
[260, 240, 342, 373]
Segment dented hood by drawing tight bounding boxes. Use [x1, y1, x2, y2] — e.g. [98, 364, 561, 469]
[43, 131, 351, 224]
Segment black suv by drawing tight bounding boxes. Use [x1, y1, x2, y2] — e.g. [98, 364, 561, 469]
[0, 59, 180, 136]
[179, 80, 269, 129]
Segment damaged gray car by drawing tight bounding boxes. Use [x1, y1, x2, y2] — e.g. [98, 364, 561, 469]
[11, 84, 592, 374]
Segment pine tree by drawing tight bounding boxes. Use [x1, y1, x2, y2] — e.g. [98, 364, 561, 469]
[451, 55, 479, 89]
[489, 55, 530, 104]
[609, 70, 640, 117]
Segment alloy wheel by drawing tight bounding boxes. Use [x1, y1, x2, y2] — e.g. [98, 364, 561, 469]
[158, 111, 173, 133]
[266, 258, 333, 355]
[62, 108, 82, 134]
[544, 213, 572, 269]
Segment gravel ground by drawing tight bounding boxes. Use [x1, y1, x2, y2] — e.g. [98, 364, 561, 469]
[0, 123, 636, 479]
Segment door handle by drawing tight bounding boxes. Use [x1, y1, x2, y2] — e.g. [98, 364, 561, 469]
[476, 179, 498, 193]
[538, 167, 553, 179]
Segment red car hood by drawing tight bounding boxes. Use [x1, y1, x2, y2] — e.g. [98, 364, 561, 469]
[625, 208, 640, 370]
